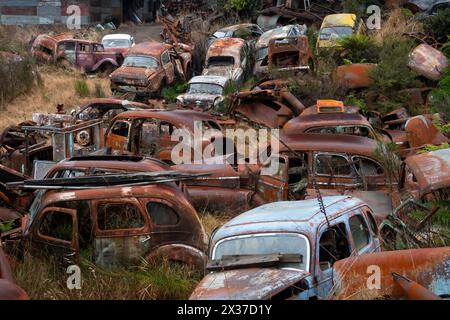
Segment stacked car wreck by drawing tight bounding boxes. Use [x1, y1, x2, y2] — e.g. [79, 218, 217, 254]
[0, 0, 449, 301]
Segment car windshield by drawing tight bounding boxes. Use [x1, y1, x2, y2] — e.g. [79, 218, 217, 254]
[207, 56, 235, 67]
[102, 39, 131, 48]
[255, 47, 268, 61]
[123, 55, 159, 68]
[212, 31, 230, 38]
[213, 233, 310, 271]
[188, 83, 224, 95]
[319, 26, 353, 40]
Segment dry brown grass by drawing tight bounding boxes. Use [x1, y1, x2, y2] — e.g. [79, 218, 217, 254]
[0, 67, 110, 130]
[373, 9, 424, 44]
[199, 211, 234, 237]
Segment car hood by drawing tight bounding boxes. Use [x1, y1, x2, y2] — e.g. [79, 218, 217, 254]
[190, 267, 309, 300]
[178, 93, 220, 104]
[111, 66, 156, 82]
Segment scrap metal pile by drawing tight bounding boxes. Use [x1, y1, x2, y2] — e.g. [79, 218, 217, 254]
[0, 0, 449, 300]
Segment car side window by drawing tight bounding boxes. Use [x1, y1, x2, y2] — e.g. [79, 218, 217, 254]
[146, 202, 179, 226]
[352, 156, 384, 176]
[315, 154, 352, 176]
[39, 211, 73, 242]
[97, 203, 144, 230]
[364, 209, 378, 235]
[161, 51, 170, 64]
[111, 121, 129, 137]
[159, 122, 174, 137]
[318, 222, 351, 270]
[78, 43, 91, 52]
[58, 41, 75, 51]
[349, 214, 371, 251]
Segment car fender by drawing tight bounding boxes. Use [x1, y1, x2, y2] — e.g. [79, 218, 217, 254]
[92, 58, 119, 71]
[146, 244, 207, 270]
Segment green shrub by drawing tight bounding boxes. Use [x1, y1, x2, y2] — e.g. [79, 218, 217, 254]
[429, 68, 450, 118]
[74, 79, 90, 97]
[0, 55, 36, 109]
[368, 37, 420, 96]
[225, 0, 262, 12]
[423, 8, 450, 43]
[163, 80, 188, 103]
[441, 36, 450, 58]
[337, 34, 379, 64]
[345, 93, 368, 111]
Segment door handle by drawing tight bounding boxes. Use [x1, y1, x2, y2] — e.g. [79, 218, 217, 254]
[140, 235, 151, 243]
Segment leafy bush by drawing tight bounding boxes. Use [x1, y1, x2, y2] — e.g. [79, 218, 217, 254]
[442, 36, 450, 58]
[423, 8, 450, 43]
[0, 55, 36, 109]
[429, 68, 450, 118]
[338, 34, 379, 63]
[163, 80, 188, 103]
[225, 0, 262, 12]
[345, 93, 368, 111]
[368, 37, 420, 96]
[418, 142, 450, 153]
[74, 79, 90, 97]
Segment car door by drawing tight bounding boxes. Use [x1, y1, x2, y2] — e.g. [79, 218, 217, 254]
[315, 216, 352, 299]
[31, 207, 78, 265]
[57, 41, 76, 65]
[134, 119, 161, 158]
[161, 50, 175, 84]
[76, 42, 95, 71]
[351, 156, 388, 191]
[312, 152, 359, 191]
[157, 121, 178, 161]
[106, 119, 131, 153]
[93, 198, 152, 268]
[256, 154, 289, 202]
[347, 210, 377, 256]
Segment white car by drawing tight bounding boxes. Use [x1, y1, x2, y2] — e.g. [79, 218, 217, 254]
[101, 34, 135, 56]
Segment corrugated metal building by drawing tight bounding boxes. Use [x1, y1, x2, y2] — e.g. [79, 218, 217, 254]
[0, 0, 159, 25]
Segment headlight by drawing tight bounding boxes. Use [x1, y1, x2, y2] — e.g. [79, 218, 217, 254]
[76, 130, 91, 146]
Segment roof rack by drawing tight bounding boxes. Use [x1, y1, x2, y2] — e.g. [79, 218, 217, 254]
[6, 171, 210, 190]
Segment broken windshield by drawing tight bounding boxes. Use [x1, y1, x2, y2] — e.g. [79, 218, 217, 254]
[123, 55, 159, 68]
[319, 26, 353, 40]
[212, 233, 310, 271]
[102, 39, 131, 48]
[208, 56, 235, 67]
[188, 83, 224, 95]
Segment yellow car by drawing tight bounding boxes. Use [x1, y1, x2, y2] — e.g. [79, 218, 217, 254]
[316, 13, 366, 51]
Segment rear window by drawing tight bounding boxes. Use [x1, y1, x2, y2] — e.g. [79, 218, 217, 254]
[208, 56, 235, 66]
[146, 202, 179, 226]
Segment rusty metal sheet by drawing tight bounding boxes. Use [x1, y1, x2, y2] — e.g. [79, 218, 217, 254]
[408, 44, 449, 80]
[405, 115, 449, 148]
[404, 148, 450, 197]
[335, 63, 376, 89]
[280, 133, 379, 158]
[190, 267, 309, 300]
[332, 247, 450, 300]
[0, 247, 28, 300]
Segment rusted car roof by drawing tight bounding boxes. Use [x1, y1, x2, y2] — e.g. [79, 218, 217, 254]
[283, 112, 372, 133]
[45, 156, 170, 178]
[206, 37, 246, 58]
[256, 25, 298, 48]
[127, 41, 172, 57]
[212, 196, 366, 241]
[332, 246, 450, 300]
[404, 148, 450, 196]
[79, 98, 151, 109]
[187, 75, 229, 87]
[190, 267, 309, 300]
[214, 23, 259, 33]
[279, 133, 379, 158]
[111, 109, 221, 131]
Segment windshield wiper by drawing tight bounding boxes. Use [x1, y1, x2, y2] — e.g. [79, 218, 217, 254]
[207, 253, 302, 271]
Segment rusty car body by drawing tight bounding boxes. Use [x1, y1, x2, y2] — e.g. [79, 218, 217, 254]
[31, 34, 122, 74]
[208, 23, 263, 49]
[317, 14, 366, 52]
[0, 246, 28, 300]
[110, 41, 193, 97]
[176, 76, 233, 111]
[332, 247, 450, 299]
[254, 24, 307, 78]
[202, 38, 252, 89]
[190, 196, 381, 300]
[267, 35, 314, 75]
[402, 148, 450, 201]
[1, 174, 208, 269]
[104, 109, 222, 162]
[283, 101, 392, 143]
